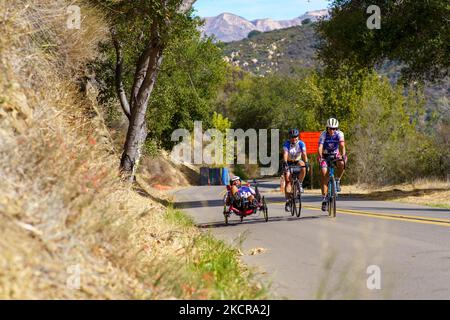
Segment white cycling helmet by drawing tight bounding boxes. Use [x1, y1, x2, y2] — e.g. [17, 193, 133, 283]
[231, 176, 241, 183]
[326, 118, 339, 129]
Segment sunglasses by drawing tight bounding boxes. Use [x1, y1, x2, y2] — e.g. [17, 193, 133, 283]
[328, 128, 337, 131]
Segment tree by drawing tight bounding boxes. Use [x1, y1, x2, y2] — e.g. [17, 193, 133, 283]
[227, 73, 321, 133]
[247, 30, 262, 39]
[301, 18, 312, 25]
[146, 32, 228, 149]
[317, 0, 449, 82]
[349, 74, 442, 184]
[98, 0, 196, 178]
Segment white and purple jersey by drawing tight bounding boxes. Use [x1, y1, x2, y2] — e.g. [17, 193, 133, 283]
[237, 186, 256, 199]
[318, 130, 345, 155]
[283, 140, 307, 161]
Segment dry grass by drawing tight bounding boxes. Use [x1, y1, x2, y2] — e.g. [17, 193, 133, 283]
[265, 177, 449, 209]
[0, 0, 265, 299]
[341, 178, 450, 208]
[139, 150, 200, 189]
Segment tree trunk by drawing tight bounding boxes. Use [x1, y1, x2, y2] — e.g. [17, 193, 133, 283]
[116, 0, 196, 178]
[120, 45, 164, 176]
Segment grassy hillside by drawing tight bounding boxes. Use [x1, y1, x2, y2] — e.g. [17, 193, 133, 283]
[0, 0, 265, 299]
[222, 24, 318, 77]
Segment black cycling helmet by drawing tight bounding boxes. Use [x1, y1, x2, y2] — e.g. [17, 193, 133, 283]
[289, 128, 299, 138]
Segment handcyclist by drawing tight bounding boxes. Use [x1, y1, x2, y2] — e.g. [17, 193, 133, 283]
[318, 118, 347, 211]
[229, 176, 257, 209]
[282, 129, 308, 212]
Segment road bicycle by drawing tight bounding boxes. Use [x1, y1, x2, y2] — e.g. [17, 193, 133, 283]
[325, 155, 345, 218]
[286, 164, 307, 218]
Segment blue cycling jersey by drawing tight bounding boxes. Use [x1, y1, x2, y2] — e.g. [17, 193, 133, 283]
[283, 140, 307, 161]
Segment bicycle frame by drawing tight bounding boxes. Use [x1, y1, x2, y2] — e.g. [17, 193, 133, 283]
[287, 165, 306, 217]
[326, 157, 343, 218]
[327, 165, 336, 199]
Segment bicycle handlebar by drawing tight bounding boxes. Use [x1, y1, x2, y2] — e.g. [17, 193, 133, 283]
[288, 165, 307, 175]
[323, 156, 346, 170]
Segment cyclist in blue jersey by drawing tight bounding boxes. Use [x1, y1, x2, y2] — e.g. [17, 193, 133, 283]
[318, 118, 347, 211]
[282, 129, 308, 212]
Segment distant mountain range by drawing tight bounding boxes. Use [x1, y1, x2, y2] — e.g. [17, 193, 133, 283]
[200, 9, 329, 42]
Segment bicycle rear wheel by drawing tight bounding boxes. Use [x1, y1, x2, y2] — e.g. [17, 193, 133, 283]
[331, 194, 337, 218]
[328, 179, 333, 217]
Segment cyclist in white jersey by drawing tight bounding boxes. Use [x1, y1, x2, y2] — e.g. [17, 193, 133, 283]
[318, 118, 347, 211]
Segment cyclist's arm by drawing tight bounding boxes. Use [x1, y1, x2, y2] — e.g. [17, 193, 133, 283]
[339, 141, 346, 157]
[283, 150, 289, 163]
[301, 151, 308, 164]
[318, 144, 324, 160]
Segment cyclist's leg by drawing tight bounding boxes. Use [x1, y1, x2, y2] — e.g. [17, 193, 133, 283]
[284, 171, 292, 211]
[320, 162, 329, 196]
[284, 171, 292, 197]
[298, 160, 306, 183]
[334, 152, 345, 192]
[336, 159, 345, 179]
[319, 159, 329, 210]
[297, 160, 306, 192]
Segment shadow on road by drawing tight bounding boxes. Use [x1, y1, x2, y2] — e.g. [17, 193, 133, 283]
[196, 214, 325, 229]
[359, 206, 450, 213]
[174, 199, 224, 209]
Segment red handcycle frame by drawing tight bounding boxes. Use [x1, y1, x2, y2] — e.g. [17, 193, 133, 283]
[222, 182, 268, 224]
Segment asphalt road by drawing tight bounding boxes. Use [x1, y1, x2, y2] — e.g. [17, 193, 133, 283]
[172, 179, 450, 299]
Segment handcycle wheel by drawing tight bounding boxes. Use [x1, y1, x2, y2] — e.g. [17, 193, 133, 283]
[262, 196, 268, 222]
[223, 204, 229, 225]
[255, 185, 261, 201]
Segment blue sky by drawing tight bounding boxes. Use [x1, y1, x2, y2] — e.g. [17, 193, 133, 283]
[193, 0, 330, 20]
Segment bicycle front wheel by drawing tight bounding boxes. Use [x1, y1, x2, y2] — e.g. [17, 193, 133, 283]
[328, 179, 337, 218]
[331, 194, 336, 218]
[290, 187, 296, 217]
[294, 182, 302, 217]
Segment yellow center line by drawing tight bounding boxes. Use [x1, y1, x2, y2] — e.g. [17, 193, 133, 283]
[269, 201, 450, 227]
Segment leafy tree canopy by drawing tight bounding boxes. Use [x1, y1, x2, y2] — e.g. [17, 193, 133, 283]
[317, 0, 449, 82]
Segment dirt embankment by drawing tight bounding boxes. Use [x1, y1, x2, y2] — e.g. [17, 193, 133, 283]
[341, 179, 450, 208]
